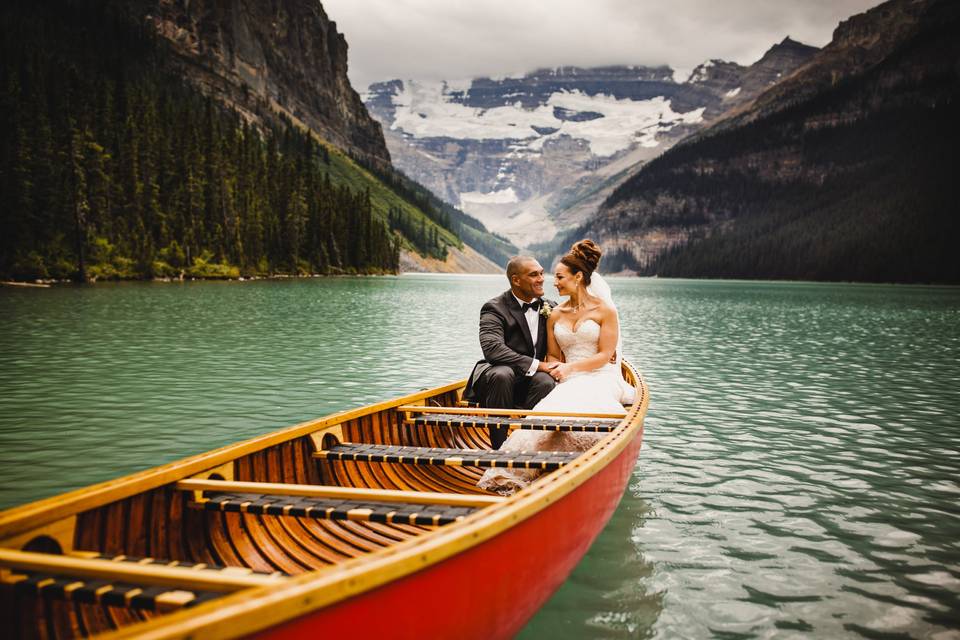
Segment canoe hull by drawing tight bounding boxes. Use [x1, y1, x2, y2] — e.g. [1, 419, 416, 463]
[263, 430, 643, 639]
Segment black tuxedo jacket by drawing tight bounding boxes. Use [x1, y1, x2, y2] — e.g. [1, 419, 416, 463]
[463, 290, 555, 401]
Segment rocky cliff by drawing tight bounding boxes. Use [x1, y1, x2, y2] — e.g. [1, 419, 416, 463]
[145, 0, 391, 170]
[742, 0, 934, 122]
[576, 0, 959, 283]
[365, 42, 817, 247]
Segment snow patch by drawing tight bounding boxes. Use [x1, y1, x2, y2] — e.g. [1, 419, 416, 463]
[724, 87, 742, 98]
[390, 81, 704, 157]
[485, 70, 530, 82]
[459, 188, 519, 207]
[672, 67, 691, 84]
[443, 78, 472, 93]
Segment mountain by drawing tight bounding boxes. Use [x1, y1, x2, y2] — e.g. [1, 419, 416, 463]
[567, 0, 959, 283]
[0, 0, 513, 280]
[364, 40, 817, 247]
[143, 0, 391, 173]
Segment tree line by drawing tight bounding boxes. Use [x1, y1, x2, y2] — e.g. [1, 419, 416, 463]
[0, 0, 401, 280]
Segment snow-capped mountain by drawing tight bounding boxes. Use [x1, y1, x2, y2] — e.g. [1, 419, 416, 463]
[364, 38, 817, 247]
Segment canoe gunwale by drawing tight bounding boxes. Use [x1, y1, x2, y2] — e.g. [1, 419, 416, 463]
[2, 361, 649, 640]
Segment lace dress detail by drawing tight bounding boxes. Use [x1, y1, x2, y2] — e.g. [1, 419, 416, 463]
[534, 320, 627, 414]
[477, 319, 627, 495]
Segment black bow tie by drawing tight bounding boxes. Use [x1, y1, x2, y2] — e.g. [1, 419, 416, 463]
[520, 299, 542, 313]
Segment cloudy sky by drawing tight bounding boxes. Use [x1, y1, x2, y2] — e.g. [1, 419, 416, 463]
[322, 0, 884, 90]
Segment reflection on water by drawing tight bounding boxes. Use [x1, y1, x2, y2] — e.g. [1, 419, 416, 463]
[2, 276, 959, 639]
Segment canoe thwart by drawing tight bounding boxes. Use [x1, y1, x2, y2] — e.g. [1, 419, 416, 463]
[398, 405, 627, 419]
[4, 571, 221, 612]
[314, 443, 581, 470]
[0, 548, 285, 593]
[73, 551, 288, 579]
[176, 478, 504, 508]
[195, 491, 477, 526]
[405, 412, 620, 433]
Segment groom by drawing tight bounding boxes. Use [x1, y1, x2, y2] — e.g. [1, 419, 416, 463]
[463, 256, 558, 448]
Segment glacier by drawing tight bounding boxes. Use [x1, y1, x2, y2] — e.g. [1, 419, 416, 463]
[391, 81, 703, 158]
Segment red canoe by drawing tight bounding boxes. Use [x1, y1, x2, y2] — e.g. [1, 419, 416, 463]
[0, 360, 649, 639]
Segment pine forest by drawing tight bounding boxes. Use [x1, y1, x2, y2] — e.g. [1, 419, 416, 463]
[0, 1, 457, 281]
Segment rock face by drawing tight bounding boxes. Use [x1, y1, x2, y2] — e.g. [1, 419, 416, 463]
[578, 0, 959, 282]
[744, 2, 933, 121]
[145, 0, 391, 170]
[365, 43, 817, 247]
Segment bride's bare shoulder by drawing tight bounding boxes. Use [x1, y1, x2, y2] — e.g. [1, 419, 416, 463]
[591, 300, 616, 323]
[587, 296, 613, 313]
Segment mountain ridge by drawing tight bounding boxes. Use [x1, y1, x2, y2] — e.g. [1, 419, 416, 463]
[565, 0, 959, 283]
[364, 39, 818, 247]
[144, 0, 392, 172]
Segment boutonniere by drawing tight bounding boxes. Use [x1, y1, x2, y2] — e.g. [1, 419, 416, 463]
[539, 301, 552, 318]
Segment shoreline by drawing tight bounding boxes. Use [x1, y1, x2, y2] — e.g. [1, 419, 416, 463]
[4, 275, 959, 288]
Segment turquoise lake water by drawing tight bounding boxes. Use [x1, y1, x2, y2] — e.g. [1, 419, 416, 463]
[1, 275, 958, 638]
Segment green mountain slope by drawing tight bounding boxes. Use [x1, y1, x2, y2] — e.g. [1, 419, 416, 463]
[0, 0, 512, 280]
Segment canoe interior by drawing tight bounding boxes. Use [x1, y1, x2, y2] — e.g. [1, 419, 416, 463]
[0, 366, 646, 639]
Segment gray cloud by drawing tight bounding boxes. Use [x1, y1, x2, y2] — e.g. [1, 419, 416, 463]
[322, 0, 884, 90]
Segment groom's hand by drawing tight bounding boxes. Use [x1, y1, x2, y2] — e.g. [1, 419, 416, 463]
[537, 361, 560, 373]
[550, 363, 573, 382]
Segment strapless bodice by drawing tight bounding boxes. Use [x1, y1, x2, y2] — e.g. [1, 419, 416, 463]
[554, 318, 602, 364]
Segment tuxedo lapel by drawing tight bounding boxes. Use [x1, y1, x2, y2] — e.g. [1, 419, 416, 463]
[535, 312, 548, 359]
[505, 293, 535, 354]
[534, 298, 556, 359]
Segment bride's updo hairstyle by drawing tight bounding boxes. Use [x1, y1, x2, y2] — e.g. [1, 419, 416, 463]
[560, 239, 602, 286]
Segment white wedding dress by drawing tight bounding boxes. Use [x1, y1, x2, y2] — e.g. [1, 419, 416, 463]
[476, 315, 631, 495]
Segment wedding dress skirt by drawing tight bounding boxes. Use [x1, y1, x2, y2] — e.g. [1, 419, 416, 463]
[477, 320, 629, 495]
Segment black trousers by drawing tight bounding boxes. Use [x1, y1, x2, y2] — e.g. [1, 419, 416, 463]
[476, 365, 556, 448]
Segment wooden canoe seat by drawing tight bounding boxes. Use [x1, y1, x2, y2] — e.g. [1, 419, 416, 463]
[399, 405, 626, 420]
[6, 572, 221, 612]
[0, 549, 288, 614]
[196, 491, 476, 526]
[405, 411, 621, 433]
[314, 443, 581, 471]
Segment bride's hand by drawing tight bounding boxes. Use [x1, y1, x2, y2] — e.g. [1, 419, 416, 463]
[550, 363, 573, 382]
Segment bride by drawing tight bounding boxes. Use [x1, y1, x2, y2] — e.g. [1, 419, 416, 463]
[477, 239, 634, 495]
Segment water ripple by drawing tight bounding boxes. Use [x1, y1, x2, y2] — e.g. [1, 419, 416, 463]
[3, 277, 959, 639]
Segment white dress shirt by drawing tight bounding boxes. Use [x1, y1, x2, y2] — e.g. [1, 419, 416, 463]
[513, 294, 541, 376]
